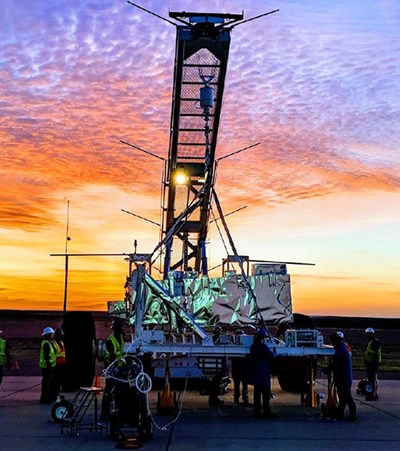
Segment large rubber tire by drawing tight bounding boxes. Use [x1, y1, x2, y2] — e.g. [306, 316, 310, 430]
[275, 357, 311, 393]
[62, 312, 96, 391]
[276, 313, 315, 393]
[51, 399, 73, 423]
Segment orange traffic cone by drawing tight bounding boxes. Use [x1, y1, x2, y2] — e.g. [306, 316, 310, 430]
[93, 375, 102, 390]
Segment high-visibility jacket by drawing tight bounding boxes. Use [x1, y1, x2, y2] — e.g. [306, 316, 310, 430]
[0, 338, 6, 365]
[104, 333, 125, 366]
[365, 339, 381, 365]
[39, 339, 56, 369]
[53, 340, 66, 365]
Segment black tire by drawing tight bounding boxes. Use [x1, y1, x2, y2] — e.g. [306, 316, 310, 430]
[275, 355, 315, 393]
[276, 313, 315, 393]
[62, 312, 96, 391]
[51, 399, 73, 423]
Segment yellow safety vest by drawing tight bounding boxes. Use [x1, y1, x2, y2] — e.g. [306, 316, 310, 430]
[365, 339, 382, 365]
[104, 333, 125, 365]
[39, 339, 56, 369]
[53, 340, 66, 364]
[0, 338, 6, 365]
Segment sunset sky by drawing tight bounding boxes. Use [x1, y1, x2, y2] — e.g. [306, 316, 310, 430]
[1, 0, 399, 317]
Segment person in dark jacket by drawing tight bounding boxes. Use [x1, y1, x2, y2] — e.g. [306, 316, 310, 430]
[249, 328, 276, 418]
[232, 330, 249, 405]
[329, 332, 357, 421]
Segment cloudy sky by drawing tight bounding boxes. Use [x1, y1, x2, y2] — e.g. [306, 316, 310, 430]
[1, 0, 399, 317]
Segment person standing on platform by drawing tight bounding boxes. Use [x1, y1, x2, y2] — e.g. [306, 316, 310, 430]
[364, 327, 381, 401]
[232, 330, 249, 405]
[337, 331, 352, 354]
[101, 318, 125, 420]
[53, 328, 66, 397]
[248, 328, 276, 418]
[0, 329, 11, 387]
[39, 327, 56, 404]
[329, 332, 357, 421]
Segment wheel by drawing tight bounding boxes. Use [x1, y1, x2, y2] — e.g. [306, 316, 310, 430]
[62, 312, 96, 391]
[96, 339, 106, 363]
[51, 399, 73, 423]
[277, 369, 308, 392]
[276, 314, 315, 393]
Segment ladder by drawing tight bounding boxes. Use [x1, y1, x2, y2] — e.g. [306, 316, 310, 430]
[60, 387, 105, 436]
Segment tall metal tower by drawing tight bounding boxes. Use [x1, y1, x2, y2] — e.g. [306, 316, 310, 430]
[161, 12, 243, 278]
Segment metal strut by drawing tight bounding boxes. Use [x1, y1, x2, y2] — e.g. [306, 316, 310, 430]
[211, 189, 266, 328]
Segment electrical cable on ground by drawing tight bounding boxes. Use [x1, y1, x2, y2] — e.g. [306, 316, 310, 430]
[146, 372, 189, 432]
[0, 382, 41, 399]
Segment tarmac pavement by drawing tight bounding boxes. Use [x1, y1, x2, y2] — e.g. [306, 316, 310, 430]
[1, 376, 400, 450]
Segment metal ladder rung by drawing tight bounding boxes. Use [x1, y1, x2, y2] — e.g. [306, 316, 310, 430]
[61, 387, 103, 436]
[183, 63, 221, 68]
[178, 143, 207, 146]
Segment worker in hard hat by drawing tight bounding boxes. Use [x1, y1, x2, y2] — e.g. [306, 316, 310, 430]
[248, 328, 276, 418]
[53, 328, 66, 397]
[364, 327, 381, 401]
[39, 326, 56, 404]
[337, 331, 352, 354]
[0, 329, 11, 387]
[101, 318, 126, 421]
[329, 332, 357, 421]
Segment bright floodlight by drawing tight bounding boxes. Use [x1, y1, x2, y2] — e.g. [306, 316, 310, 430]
[175, 173, 188, 185]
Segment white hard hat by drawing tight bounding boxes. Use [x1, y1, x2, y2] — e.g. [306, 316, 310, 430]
[42, 327, 55, 336]
[337, 331, 344, 339]
[365, 327, 375, 334]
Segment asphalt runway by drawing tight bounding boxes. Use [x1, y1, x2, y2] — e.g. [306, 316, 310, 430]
[1, 377, 400, 450]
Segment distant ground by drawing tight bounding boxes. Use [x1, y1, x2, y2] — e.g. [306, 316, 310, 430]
[0, 309, 398, 378]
